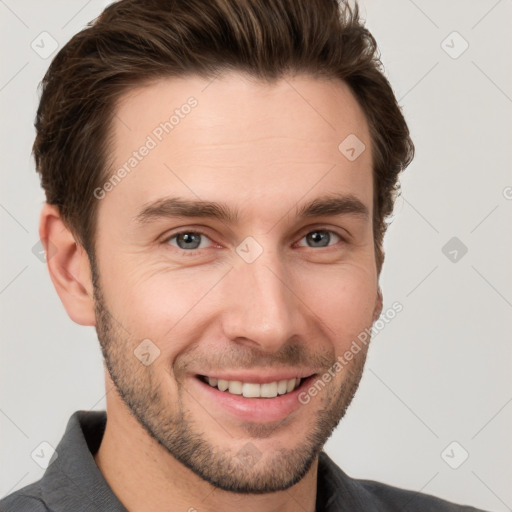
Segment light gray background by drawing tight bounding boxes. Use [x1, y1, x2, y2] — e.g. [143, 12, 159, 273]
[1, 1, 511, 510]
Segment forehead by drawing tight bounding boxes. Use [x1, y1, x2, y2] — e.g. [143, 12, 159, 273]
[100, 72, 373, 226]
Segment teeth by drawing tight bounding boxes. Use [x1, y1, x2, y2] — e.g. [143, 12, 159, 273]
[242, 383, 260, 398]
[204, 376, 301, 397]
[228, 381, 243, 395]
[261, 382, 278, 398]
[277, 380, 288, 395]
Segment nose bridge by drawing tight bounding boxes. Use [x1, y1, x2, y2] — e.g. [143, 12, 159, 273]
[221, 239, 299, 351]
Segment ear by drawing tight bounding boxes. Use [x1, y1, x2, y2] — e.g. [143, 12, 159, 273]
[372, 286, 383, 322]
[38, 203, 96, 326]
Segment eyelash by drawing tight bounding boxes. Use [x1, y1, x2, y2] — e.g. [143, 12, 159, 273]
[161, 227, 346, 254]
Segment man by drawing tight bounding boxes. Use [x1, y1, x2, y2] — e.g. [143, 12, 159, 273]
[0, 0, 491, 511]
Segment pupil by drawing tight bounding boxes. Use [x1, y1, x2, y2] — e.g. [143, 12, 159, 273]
[180, 233, 200, 249]
[309, 231, 328, 247]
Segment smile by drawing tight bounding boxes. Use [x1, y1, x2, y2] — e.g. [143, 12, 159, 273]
[198, 375, 303, 398]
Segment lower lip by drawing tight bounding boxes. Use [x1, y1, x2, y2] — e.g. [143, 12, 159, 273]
[188, 375, 317, 424]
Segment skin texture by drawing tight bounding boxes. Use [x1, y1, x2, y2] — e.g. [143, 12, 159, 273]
[41, 72, 383, 512]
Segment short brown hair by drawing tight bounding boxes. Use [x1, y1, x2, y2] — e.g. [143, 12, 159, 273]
[34, 0, 414, 274]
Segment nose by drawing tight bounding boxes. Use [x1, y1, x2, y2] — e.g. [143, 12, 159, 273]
[219, 243, 304, 353]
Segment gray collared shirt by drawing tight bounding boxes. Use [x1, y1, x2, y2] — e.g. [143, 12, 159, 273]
[0, 410, 490, 511]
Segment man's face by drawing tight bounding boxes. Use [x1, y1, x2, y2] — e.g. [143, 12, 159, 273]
[92, 72, 381, 493]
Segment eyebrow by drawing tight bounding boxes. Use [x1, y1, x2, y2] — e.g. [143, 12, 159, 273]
[133, 193, 369, 225]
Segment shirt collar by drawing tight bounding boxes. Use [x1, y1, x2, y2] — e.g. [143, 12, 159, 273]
[39, 410, 127, 512]
[39, 410, 366, 512]
[316, 450, 378, 511]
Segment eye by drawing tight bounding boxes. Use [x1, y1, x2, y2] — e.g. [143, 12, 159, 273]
[162, 228, 344, 254]
[296, 229, 342, 249]
[164, 231, 213, 251]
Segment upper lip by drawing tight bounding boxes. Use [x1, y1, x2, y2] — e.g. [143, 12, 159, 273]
[194, 370, 317, 384]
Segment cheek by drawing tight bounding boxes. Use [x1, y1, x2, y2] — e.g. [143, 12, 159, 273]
[102, 264, 221, 347]
[297, 264, 377, 347]
[98, 247, 377, 361]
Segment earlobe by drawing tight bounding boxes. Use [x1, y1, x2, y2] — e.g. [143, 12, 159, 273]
[38, 203, 96, 326]
[373, 286, 383, 322]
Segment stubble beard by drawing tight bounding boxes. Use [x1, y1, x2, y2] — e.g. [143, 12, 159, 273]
[90, 260, 369, 494]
